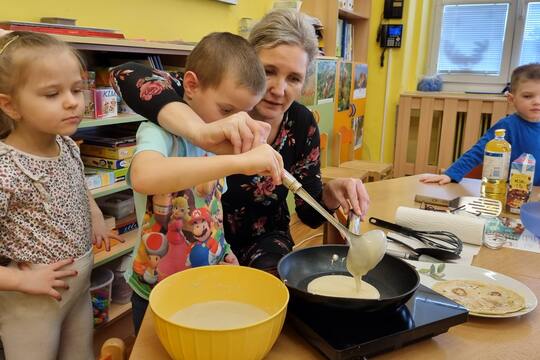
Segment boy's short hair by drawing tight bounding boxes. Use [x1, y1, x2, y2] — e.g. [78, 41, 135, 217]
[185, 32, 266, 96]
[510, 63, 540, 92]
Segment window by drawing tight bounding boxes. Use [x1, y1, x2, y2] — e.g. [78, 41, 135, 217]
[429, 0, 540, 91]
[518, 2, 540, 65]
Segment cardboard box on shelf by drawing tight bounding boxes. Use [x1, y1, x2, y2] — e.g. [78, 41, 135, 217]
[80, 144, 136, 160]
[83, 87, 118, 119]
[82, 156, 131, 170]
[115, 212, 138, 235]
[85, 168, 116, 190]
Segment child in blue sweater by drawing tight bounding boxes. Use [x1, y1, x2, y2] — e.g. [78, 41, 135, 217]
[421, 63, 540, 186]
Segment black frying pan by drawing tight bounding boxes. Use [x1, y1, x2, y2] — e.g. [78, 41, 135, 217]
[277, 244, 419, 313]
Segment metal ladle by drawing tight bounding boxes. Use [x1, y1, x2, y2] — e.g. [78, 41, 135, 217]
[282, 170, 357, 244]
[281, 170, 387, 277]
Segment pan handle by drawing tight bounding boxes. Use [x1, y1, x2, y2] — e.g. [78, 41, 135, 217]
[369, 217, 415, 236]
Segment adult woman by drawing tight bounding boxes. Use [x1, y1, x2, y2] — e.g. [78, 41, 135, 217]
[112, 9, 370, 274]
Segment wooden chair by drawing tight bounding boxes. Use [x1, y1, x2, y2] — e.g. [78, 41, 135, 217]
[319, 131, 369, 183]
[333, 128, 393, 182]
[340, 160, 393, 182]
[321, 166, 368, 183]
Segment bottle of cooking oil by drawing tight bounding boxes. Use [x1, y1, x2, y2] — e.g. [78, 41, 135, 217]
[481, 129, 511, 206]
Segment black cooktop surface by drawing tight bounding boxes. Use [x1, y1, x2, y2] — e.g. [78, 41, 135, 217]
[288, 284, 468, 360]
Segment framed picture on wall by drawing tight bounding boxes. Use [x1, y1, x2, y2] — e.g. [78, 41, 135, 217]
[352, 115, 364, 150]
[299, 70, 316, 106]
[337, 62, 352, 112]
[316, 59, 336, 105]
[353, 63, 367, 99]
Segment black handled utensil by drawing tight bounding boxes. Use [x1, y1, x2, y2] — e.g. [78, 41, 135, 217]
[387, 235, 460, 260]
[386, 249, 443, 263]
[369, 217, 463, 255]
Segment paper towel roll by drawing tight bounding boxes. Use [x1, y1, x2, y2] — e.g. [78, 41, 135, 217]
[395, 207, 485, 246]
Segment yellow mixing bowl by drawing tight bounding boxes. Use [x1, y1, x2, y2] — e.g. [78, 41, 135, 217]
[149, 265, 289, 360]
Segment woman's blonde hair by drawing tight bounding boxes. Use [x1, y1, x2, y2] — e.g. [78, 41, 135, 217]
[0, 31, 85, 138]
[248, 9, 319, 72]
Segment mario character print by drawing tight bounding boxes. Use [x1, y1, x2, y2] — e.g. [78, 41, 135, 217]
[157, 196, 190, 280]
[187, 208, 225, 267]
[140, 232, 168, 285]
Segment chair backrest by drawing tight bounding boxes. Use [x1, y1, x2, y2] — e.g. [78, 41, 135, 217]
[320, 132, 328, 168]
[332, 127, 355, 166]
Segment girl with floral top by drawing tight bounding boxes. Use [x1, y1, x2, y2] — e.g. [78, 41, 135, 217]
[0, 31, 118, 359]
[112, 9, 370, 275]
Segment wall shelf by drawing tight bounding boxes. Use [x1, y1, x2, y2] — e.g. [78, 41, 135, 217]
[52, 29, 193, 343]
[56, 34, 194, 56]
[108, 302, 132, 323]
[302, 0, 371, 63]
[94, 302, 132, 332]
[79, 114, 146, 128]
[338, 8, 369, 21]
[93, 229, 137, 268]
[90, 181, 130, 199]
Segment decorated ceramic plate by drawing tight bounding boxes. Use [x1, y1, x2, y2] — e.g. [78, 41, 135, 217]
[405, 260, 537, 318]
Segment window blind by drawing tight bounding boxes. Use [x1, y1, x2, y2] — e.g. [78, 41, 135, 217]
[519, 2, 540, 65]
[437, 3, 510, 75]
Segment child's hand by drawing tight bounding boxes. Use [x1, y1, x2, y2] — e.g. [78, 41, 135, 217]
[195, 112, 271, 154]
[221, 252, 240, 265]
[91, 210, 123, 251]
[419, 174, 452, 185]
[93, 229, 123, 252]
[15, 259, 77, 301]
[240, 144, 284, 185]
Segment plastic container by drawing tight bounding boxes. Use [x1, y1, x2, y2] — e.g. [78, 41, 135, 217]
[97, 191, 134, 219]
[111, 255, 133, 304]
[90, 267, 114, 327]
[481, 128, 511, 207]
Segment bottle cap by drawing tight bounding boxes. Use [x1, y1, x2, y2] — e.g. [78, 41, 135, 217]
[494, 128, 506, 137]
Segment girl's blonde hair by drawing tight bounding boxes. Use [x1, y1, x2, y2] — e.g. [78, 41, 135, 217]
[0, 31, 85, 138]
[248, 9, 319, 73]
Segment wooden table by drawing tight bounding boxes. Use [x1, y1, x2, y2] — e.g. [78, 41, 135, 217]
[130, 175, 540, 359]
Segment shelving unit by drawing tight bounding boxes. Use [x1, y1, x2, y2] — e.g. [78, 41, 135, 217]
[108, 302, 132, 323]
[338, 8, 369, 21]
[90, 180, 130, 199]
[93, 229, 138, 268]
[79, 114, 146, 129]
[57, 34, 194, 56]
[50, 35, 195, 340]
[301, 0, 371, 62]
